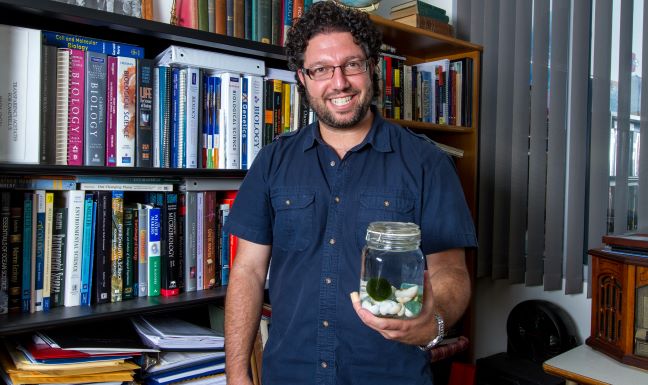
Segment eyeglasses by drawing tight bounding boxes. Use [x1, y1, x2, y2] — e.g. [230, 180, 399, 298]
[301, 59, 370, 81]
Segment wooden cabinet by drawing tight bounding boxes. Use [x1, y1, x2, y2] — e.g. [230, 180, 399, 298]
[0, 0, 481, 363]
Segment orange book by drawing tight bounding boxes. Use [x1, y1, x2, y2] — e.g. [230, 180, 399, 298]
[215, 0, 227, 34]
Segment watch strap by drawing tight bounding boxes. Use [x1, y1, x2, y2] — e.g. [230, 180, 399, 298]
[419, 314, 444, 351]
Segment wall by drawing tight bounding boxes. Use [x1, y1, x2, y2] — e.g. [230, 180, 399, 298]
[473, 274, 592, 360]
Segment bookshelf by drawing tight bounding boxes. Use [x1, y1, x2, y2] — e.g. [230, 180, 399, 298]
[0, 0, 481, 365]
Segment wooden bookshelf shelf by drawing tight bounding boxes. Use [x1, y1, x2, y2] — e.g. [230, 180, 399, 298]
[0, 287, 227, 336]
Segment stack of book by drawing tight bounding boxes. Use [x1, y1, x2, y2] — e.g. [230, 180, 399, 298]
[0, 323, 155, 385]
[389, 0, 454, 37]
[133, 315, 226, 384]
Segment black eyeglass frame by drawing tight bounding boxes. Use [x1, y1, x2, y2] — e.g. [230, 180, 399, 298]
[301, 59, 371, 81]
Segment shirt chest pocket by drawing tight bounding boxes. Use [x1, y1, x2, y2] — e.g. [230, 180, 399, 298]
[271, 191, 315, 252]
[356, 192, 416, 250]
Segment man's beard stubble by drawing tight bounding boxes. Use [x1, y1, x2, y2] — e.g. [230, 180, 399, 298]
[305, 84, 373, 130]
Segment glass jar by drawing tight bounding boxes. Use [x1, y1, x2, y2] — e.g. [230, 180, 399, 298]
[359, 221, 425, 319]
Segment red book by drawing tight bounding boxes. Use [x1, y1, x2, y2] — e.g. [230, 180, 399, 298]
[106, 56, 118, 167]
[67, 49, 85, 166]
[176, 0, 198, 29]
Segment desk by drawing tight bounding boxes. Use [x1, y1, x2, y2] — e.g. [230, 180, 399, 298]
[543, 345, 648, 385]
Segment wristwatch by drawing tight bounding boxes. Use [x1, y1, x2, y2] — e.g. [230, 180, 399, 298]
[419, 314, 445, 351]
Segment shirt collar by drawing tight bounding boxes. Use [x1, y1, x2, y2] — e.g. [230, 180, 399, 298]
[302, 105, 393, 153]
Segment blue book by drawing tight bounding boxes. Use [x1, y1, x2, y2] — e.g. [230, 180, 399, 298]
[21, 193, 33, 313]
[42, 31, 144, 59]
[148, 360, 225, 385]
[240, 77, 249, 170]
[0, 176, 76, 190]
[80, 193, 95, 306]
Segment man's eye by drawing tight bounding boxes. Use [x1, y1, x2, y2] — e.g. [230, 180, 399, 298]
[346, 61, 361, 69]
[311, 67, 328, 74]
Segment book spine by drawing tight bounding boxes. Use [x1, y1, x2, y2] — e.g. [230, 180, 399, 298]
[213, 76, 222, 168]
[50, 205, 66, 308]
[80, 193, 94, 306]
[161, 193, 180, 296]
[282, 0, 294, 45]
[0, 192, 10, 314]
[8, 201, 23, 313]
[178, 69, 187, 168]
[203, 191, 216, 289]
[67, 48, 85, 166]
[153, 66, 161, 167]
[234, 0, 245, 38]
[221, 74, 240, 169]
[137, 59, 154, 167]
[163, 68, 173, 168]
[20, 193, 33, 312]
[41, 45, 58, 165]
[63, 190, 85, 307]
[116, 57, 137, 167]
[196, 192, 204, 290]
[137, 204, 149, 297]
[147, 206, 161, 296]
[42, 192, 54, 311]
[186, 67, 200, 168]
[0, 26, 41, 164]
[34, 190, 46, 312]
[55, 48, 70, 165]
[41, 31, 145, 59]
[219, 203, 230, 285]
[93, 191, 111, 304]
[84, 51, 108, 166]
[123, 205, 136, 299]
[272, 79, 282, 137]
[215, 0, 227, 34]
[240, 76, 249, 169]
[281, 82, 291, 133]
[183, 192, 197, 292]
[111, 191, 124, 302]
[258, 0, 271, 43]
[263, 79, 274, 145]
[106, 56, 118, 167]
[177, 192, 185, 292]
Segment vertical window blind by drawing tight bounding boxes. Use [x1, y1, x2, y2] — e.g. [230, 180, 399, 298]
[455, 0, 646, 294]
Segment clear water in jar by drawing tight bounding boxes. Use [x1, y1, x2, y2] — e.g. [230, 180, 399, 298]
[359, 247, 425, 319]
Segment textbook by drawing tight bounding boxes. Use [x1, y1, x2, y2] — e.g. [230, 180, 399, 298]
[42, 31, 144, 59]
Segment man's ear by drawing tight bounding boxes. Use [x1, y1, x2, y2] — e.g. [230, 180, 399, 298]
[297, 69, 306, 86]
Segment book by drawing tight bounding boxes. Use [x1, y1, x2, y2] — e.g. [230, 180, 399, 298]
[67, 48, 85, 166]
[106, 56, 118, 167]
[146, 206, 162, 296]
[84, 51, 108, 166]
[203, 191, 217, 289]
[161, 193, 180, 297]
[116, 56, 137, 167]
[79, 193, 95, 306]
[40, 44, 58, 165]
[0, 25, 41, 164]
[132, 315, 225, 350]
[33, 191, 46, 312]
[93, 191, 112, 304]
[111, 191, 124, 302]
[42, 31, 145, 59]
[602, 233, 648, 255]
[391, 14, 454, 37]
[42, 192, 54, 311]
[0, 193, 9, 314]
[183, 191, 198, 292]
[389, 0, 450, 23]
[137, 58, 154, 167]
[63, 190, 85, 307]
[49, 204, 67, 308]
[79, 182, 174, 192]
[155, 45, 265, 76]
[185, 67, 200, 168]
[123, 205, 136, 299]
[136, 203, 150, 297]
[196, 192, 204, 290]
[0, 176, 76, 190]
[220, 72, 241, 169]
[20, 193, 33, 313]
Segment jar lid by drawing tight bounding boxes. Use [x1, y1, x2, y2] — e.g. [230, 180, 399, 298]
[365, 221, 421, 248]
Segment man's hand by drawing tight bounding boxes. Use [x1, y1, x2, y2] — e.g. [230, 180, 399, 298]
[350, 271, 439, 346]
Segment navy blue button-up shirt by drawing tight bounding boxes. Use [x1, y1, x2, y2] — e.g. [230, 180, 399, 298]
[226, 107, 477, 385]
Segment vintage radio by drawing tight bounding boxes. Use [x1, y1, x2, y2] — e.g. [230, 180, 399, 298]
[586, 234, 648, 370]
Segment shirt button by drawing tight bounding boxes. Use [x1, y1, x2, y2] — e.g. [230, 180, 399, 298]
[325, 277, 332, 284]
[330, 160, 336, 167]
[329, 238, 335, 245]
[321, 361, 328, 368]
[334, 196, 340, 203]
[285, 199, 291, 206]
[384, 200, 390, 207]
[322, 320, 329, 327]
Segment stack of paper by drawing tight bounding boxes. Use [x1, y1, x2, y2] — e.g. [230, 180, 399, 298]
[132, 316, 225, 350]
[0, 338, 140, 385]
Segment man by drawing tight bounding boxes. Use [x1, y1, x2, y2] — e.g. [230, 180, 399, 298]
[224, 2, 477, 384]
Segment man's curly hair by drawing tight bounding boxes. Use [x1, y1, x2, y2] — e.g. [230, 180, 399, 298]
[285, 1, 383, 105]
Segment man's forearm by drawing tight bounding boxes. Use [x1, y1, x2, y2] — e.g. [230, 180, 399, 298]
[224, 263, 266, 382]
[430, 264, 471, 327]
